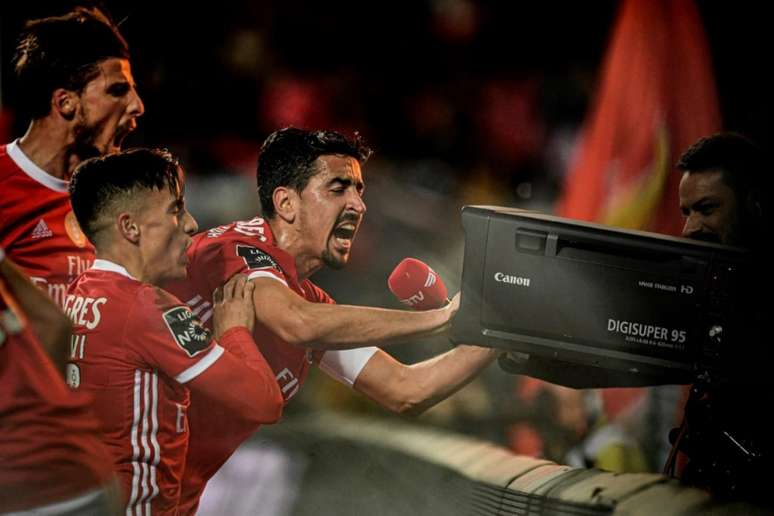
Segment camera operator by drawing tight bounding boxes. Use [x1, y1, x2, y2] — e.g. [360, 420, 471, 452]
[671, 132, 772, 503]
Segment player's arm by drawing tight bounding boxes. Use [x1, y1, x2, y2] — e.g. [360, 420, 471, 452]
[138, 277, 283, 426]
[250, 277, 456, 350]
[322, 345, 498, 416]
[0, 247, 71, 372]
[184, 275, 283, 425]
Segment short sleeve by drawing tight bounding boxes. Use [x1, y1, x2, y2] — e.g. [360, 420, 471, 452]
[318, 347, 379, 388]
[216, 241, 288, 286]
[128, 286, 224, 384]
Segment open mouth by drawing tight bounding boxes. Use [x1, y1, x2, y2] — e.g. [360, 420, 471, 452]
[332, 223, 357, 249]
[112, 122, 137, 148]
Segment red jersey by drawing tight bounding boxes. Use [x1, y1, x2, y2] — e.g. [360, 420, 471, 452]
[166, 216, 334, 514]
[66, 260, 228, 515]
[0, 282, 113, 513]
[0, 141, 94, 307]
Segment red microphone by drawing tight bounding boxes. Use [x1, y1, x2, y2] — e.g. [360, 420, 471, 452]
[388, 258, 448, 310]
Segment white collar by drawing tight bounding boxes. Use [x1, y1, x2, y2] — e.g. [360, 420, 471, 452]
[6, 139, 69, 193]
[91, 259, 136, 280]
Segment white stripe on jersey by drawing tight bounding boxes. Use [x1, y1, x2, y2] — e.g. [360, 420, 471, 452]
[127, 371, 142, 515]
[185, 295, 202, 306]
[175, 344, 224, 384]
[191, 301, 211, 317]
[147, 371, 161, 512]
[138, 371, 152, 510]
[126, 370, 161, 515]
[247, 270, 288, 286]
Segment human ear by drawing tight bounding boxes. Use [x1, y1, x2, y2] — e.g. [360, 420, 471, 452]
[273, 187, 297, 223]
[117, 213, 140, 244]
[52, 88, 78, 120]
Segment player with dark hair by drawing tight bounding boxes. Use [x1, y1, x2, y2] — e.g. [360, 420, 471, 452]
[1, 249, 119, 514]
[1, 6, 144, 306]
[168, 127, 499, 513]
[66, 149, 283, 514]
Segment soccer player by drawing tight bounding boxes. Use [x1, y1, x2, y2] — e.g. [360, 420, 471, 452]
[168, 127, 499, 513]
[0, 7, 144, 306]
[1, 249, 118, 514]
[66, 148, 283, 514]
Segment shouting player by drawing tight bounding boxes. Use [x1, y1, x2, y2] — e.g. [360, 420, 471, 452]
[168, 127, 499, 513]
[1, 7, 144, 305]
[65, 148, 283, 514]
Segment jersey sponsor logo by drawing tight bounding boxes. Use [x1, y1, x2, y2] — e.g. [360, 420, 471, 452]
[236, 244, 281, 272]
[276, 367, 299, 400]
[31, 277, 69, 307]
[30, 218, 53, 239]
[162, 306, 213, 357]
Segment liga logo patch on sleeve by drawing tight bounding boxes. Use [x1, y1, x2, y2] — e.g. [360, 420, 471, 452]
[236, 244, 281, 271]
[162, 306, 212, 357]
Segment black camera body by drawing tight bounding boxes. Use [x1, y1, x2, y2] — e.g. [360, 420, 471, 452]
[451, 205, 754, 388]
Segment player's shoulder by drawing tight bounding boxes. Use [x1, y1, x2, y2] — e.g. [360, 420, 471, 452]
[135, 284, 213, 354]
[199, 216, 271, 243]
[190, 216, 280, 265]
[134, 283, 187, 315]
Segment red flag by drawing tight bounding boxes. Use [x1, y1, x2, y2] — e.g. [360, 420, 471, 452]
[557, 0, 720, 235]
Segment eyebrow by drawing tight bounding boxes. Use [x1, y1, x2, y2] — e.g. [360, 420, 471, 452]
[681, 196, 717, 213]
[328, 176, 364, 191]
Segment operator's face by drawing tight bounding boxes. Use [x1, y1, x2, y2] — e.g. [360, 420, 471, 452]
[136, 183, 198, 284]
[72, 58, 145, 159]
[679, 170, 742, 245]
[297, 155, 366, 270]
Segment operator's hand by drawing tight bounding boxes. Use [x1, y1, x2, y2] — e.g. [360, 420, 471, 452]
[445, 292, 460, 319]
[437, 292, 460, 334]
[212, 274, 256, 339]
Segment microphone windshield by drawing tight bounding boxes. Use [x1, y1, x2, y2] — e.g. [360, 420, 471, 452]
[388, 258, 448, 310]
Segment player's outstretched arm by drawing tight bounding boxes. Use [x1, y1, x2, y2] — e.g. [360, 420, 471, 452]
[250, 277, 456, 350]
[349, 345, 499, 416]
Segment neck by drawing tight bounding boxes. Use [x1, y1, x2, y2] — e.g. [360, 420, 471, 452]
[267, 217, 323, 282]
[18, 119, 82, 181]
[97, 244, 149, 283]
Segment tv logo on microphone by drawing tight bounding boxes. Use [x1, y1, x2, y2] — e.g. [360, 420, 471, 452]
[400, 271, 438, 307]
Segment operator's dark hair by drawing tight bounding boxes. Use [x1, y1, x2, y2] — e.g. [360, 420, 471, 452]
[677, 133, 766, 195]
[677, 133, 769, 240]
[69, 148, 182, 245]
[13, 6, 130, 120]
[256, 127, 372, 218]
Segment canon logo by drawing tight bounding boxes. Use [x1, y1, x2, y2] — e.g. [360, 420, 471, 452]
[494, 272, 531, 287]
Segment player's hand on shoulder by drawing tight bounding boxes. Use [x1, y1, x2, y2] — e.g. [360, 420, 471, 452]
[212, 274, 256, 338]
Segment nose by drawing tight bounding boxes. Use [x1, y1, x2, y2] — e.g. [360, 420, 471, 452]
[681, 213, 701, 238]
[128, 87, 145, 118]
[348, 191, 367, 216]
[183, 209, 199, 235]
